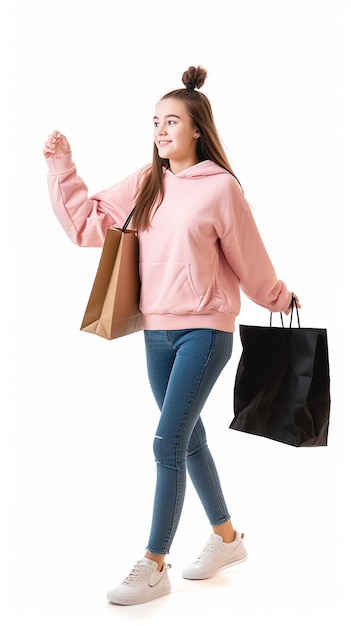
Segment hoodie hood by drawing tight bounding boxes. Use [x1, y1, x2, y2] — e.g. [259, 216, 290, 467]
[163, 160, 229, 179]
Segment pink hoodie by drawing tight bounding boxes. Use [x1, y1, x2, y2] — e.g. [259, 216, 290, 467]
[46, 154, 291, 332]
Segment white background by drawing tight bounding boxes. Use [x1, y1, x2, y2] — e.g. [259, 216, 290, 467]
[3, 0, 350, 624]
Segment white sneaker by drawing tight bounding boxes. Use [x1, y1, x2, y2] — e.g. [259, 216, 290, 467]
[182, 532, 248, 580]
[106, 557, 171, 605]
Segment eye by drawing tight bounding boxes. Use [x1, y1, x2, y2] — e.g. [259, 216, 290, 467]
[168, 120, 176, 126]
[153, 121, 159, 127]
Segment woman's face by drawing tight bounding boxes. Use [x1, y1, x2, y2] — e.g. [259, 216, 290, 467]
[153, 98, 199, 173]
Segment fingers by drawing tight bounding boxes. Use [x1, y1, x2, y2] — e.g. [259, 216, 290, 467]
[284, 293, 301, 315]
[43, 131, 60, 157]
[43, 130, 70, 158]
[292, 294, 301, 309]
[43, 134, 57, 157]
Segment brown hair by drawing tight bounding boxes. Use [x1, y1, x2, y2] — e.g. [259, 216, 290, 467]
[132, 65, 241, 231]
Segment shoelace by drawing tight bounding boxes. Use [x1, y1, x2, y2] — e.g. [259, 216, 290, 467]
[123, 561, 152, 587]
[194, 533, 244, 563]
[195, 536, 220, 563]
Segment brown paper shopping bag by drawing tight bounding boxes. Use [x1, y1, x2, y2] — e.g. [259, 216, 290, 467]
[80, 210, 142, 339]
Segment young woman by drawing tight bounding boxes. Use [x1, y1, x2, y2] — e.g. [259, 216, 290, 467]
[43, 65, 300, 606]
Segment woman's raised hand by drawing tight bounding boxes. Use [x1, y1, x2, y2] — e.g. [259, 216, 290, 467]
[43, 130, 71, 158]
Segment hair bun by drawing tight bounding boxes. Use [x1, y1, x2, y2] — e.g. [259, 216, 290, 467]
[182, 65, 207, 90]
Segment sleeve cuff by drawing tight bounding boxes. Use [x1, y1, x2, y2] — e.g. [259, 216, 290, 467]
[46, 153, 75, 175]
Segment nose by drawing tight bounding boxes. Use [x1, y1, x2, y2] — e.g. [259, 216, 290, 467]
[158, 122, 167, 135]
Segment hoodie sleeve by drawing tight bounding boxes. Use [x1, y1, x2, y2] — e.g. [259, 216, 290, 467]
[45, 154, 147, 247]
[217, 180, 292, 313]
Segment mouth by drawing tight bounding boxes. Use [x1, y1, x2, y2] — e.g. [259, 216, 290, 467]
[158, 140, 171, 146]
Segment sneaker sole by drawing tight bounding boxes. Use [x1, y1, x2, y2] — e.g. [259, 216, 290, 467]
[182, 554, 248, 580]
[107, 585, 171, 606]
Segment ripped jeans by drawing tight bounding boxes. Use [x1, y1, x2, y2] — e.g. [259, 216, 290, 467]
[143, 329, 233, 555]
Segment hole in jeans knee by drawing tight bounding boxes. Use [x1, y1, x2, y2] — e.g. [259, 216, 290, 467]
[153, 434, 164, 464]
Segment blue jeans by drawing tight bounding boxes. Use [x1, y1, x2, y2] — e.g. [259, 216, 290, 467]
[143, 329, 233, 555]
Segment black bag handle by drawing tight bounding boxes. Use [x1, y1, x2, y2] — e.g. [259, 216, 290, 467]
[270, 295, 300, 328]
[122, 207, 136, 232]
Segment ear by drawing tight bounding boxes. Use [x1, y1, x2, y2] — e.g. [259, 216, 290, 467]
[194, 131, 200, 138]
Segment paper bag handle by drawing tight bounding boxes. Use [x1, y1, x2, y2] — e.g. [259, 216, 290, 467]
[122, 207, 136, 232]
[270, 296, 300, 328]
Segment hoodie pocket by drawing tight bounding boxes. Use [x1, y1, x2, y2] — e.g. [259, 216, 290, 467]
[139, 262, 203, 315]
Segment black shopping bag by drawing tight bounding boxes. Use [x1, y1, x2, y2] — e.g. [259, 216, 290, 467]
[229, 301, 331, 447]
